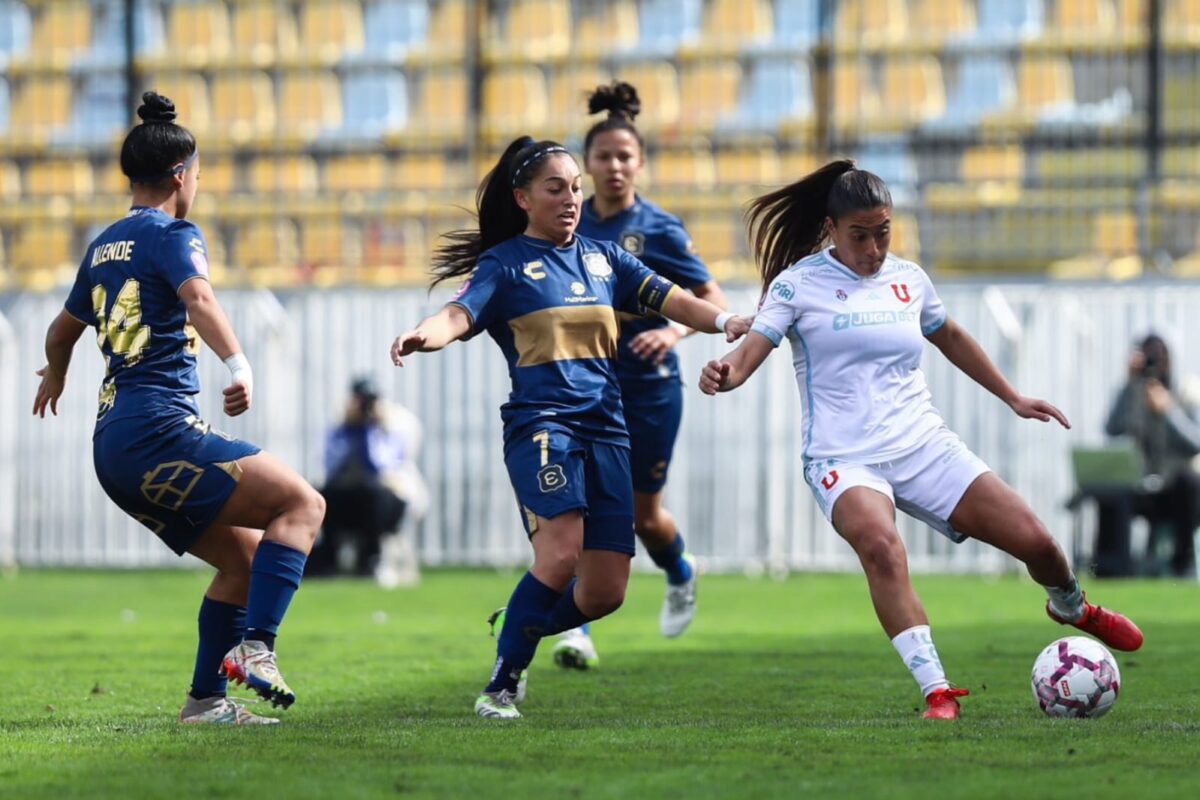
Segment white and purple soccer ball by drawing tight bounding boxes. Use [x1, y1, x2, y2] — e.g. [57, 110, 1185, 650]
[1031, 636, 1121, 718]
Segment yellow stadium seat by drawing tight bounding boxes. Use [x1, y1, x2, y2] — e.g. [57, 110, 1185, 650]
[548, 67, 615, 140]
[685, 214, 740, 264]
[278, 74, 343, 139]
[715, 148, 779, 187]
[489, 0, 570, 61]
[0, 229, 7, 277]
[481, 67, 548, 141]
[961, 145, 1024, 183]
[250, 156, 319, 194]
[880, 57, 946, 127]
[574, 1, 638, 59]
[299, 0, 365, 63]
[391, 153, 450, 192]
[323, 154, 387, 193]
[235, 219, 300, 270]
[831, 61, 881, 132]
[28, 0, 91, 66]
[8, 76, 73, 139]
[1164, 74, 1200, 133]
[1036, 147, 1145, 182]
[26, 161, 94, 198]
[619, 61, 680, 131]
[889, 212, 920, 263]
[0, 161, 21, 199]
[413, 70, 468, 141]
[1052, 0, 1117, 36]
[362, 218, 429, 285]
[165, 0, 231, 66]
[1164, 146, 1200, 177]
[302, 217, 360, 267]
[211, 72, 276, 142]
[701, 0, 774, 50]
[231, 0, 298, 66]
[679, 61, 741, 131]
[908, 0, 976, 42]
[197, 156, 238, 195]
[1094, 210, 1138, 258]
[1118, 0, 1148, 26]
[650, 150, 716, 191]
[422, 0, 468, 57]
[12, 223, 75, 279]
[1017, 56, 1075, 113]
[1165, 0, 1200, 44]
[835, 0, 908, 46]
[148, 76, 212, 134]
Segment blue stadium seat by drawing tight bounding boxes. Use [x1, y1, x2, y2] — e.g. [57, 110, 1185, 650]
[721, 56, 812, 132]
[770, 0, 819, 48]
[336, 69, 408, 139]
[80, 0, 164, 67]
[972, 0, 1045, 42]
[64, 73, 129, 145]
[851, 143, 917, 206]
[0, 77, 9, 133]
[633, 0, 702, 57]
[0, 0, 33, 62]
[361, 0, 430, 59]
[924, 56, 1015, 132]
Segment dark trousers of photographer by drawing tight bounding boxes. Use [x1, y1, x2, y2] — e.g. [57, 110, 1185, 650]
[310, 481, 407, 576]
[1095, 469, 1200, 578]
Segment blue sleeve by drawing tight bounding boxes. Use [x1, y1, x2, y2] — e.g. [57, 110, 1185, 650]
[158, 221, 211, 293]
[447, 255, 508, 337]
[611, 245, 677, 316]
[63, 254, 96, 325]
[653, 217, 713, 289]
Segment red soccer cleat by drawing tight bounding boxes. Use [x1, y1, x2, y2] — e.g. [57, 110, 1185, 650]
[923, 687, 969, 720]
[1046, 594, 1144, 652]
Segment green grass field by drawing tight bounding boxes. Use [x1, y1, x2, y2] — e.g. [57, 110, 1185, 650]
[2, 569, 1198, 799]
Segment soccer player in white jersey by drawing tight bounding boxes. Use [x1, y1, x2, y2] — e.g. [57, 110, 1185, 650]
[698, 160, 1144, 720]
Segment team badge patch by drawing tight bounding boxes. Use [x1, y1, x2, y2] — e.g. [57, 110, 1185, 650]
[618, 231, 645, 256]
[537, 464, 568, 493]
[583, 252, 613, 278]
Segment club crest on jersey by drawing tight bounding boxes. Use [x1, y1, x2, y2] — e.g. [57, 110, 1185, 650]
[583, 252, 613, 278]
[618, 231, 644, 257]
[538, 464, 567, 493]
[891, 283, 912, 303]
[770, 280, 795, 302]
[836, 289, 848, 301]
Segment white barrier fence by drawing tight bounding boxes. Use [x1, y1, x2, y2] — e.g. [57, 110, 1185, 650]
[2, 282, 1198, 572]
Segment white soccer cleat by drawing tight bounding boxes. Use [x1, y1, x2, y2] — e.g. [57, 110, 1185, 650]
[552, 627, 599, 670]
[660, 554, 698, 638]
[475, 690, 521, 719]
[221, 640, 296, 708]
[179, 694, 280, 725]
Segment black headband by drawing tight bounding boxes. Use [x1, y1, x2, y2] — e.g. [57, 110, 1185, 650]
[511, 145, 569, 187]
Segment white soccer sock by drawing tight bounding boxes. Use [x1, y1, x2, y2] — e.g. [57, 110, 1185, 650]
[1045, 575, 1085, 621]
[891, 625, 949, 698]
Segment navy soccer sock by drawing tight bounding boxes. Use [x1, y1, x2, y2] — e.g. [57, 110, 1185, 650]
[485, 572, 560, 694]
[189, 597, 247, 700]
[647, 531, 692, 585]
[546, 577, 593, 635]
[244, 540, 308, 651]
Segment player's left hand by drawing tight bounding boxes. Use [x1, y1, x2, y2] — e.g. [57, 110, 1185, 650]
[630, 327, 683, 364]
[723, 315, 754, 343]
[32, 365, 65, 418]
[1009, 395, 1070, 429]
[391, 330, 427, 366]
[223, 381, 251, 417]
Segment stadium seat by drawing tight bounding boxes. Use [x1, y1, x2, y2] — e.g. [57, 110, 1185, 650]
[7, 76, 72, 140]
[488, 0, 570, 62]
[909, 0, 976, 42]
[211, 72, 276, 142]
[880, 56, 946, 128]
[1163, 74, 1200, 133]
[81, 0, 164, 67]
[635, 0, 702, 56]
[889, 211, 920, 262]
[361, 0, 431, 59]
[649, 149, 715, 191]
[715, 147, 779, 187]
[1093, 210, 1139, 257]
[278, 73, 343, 140]
[302, 217, 360, 268]
[66, 73, 128, 145]
[235, 219, 300, 270]
[231, 0, 298, 67]
[684, 214, 740, 267]
[0, 0, 33, 62]
[1035, 147, 1145, 184]
[700, 0, 773, 53]
[1012, 56, 1076, 119]
[725, 56, 813, 134]
[146, 76, 212, 135]
[678, 61, 741, 132]
[197, 156, 237, 195]
[391, 153, 450, 192]
[25, 160, 94, 198]
[481, 67, 548, 141]
[27, 0, 91, 66]
[926, 56, 1016, 131]
[852, 144, 917, 206]
[0, 76, 12, 135]
[574, 0, 638, 59]
[337, 69, 408, 138]
[834, 0, 908, 46]
[0, 159, 19, 198]
[163, 0, 231, 66]
[362, 217, 427, 284]
[412, 69, 468, 141]
[831, 61, 881, 133]
[323, 153, 387, 193]
[960, 145, 1025, 184]
[618, 61, 680, 131]
[1164, 0, 1200, 44]
[972, 0, 1045, 42]
[769, 0, 820, 49]
[422, 0, 468, 58]
[11, 223, 76, 285]
[299, 0, 365, 64]
[547, 66, 613, 140]
[250, 156, 320, 195]
[1163, 146, 1200, 177]
[780, 150, 818, 181]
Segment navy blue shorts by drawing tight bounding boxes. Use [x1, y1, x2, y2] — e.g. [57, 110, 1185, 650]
[503, 425, 635, 556]
[622, 379, 684, 494]
[93, 413, 261, 556]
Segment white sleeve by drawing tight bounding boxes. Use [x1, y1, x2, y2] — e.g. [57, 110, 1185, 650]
[750, 275, 800, 347]
[918, 267, 947, 336]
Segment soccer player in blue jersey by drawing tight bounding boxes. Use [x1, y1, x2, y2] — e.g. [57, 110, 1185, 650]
[32, 92, 324, 725]
[390, 136, 751, 719]
[549, 82, 729, 668]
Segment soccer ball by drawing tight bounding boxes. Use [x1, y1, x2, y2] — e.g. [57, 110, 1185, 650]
[1031, 636, 1121, 718]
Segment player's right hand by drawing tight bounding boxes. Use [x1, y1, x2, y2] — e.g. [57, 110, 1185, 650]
[32, 365, 65, 418]
[223, 380, 251, 417]
[391, 330, 426, 366]
[699, 360, 732, 395]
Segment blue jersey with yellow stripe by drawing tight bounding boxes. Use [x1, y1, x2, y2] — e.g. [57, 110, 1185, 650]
[450, 233, 675, 445]
[64, 206, 211, 432]
[577, 196, 712, 385]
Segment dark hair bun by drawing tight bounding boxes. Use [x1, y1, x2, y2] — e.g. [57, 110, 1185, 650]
[588, 81, 640, 121]
[137, 91, 177, 124]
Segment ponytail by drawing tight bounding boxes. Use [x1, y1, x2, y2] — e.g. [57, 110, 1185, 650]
[431, 136, 573, 288]
[744, 159, 892, 294]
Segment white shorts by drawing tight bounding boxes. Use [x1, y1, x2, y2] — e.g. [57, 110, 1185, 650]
[803, 427, 991, 543]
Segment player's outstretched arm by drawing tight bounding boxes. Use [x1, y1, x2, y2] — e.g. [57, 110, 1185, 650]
[699, 332, 775, 395]
[33, 310, 88, 418]
[659, 288, 751, 342]
[391, 305, 473, 366]
[927, 317, 1070, 429]
[178, 278, 252, 417]
[629, 280, 729, 365]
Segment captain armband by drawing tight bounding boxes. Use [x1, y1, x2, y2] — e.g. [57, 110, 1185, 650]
[637, 274, 678, 314]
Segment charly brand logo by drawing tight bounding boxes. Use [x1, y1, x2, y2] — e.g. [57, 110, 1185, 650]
[619, 232, 644, 256]
[891, 283, 912, 303]
[770, 280, 795, 302]
[523, 260, 547, 280]
[583, 252, 613, 278]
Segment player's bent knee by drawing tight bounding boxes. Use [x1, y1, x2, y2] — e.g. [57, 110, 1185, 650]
[579, 583, 626, 618]
[857, 533, 908, 579]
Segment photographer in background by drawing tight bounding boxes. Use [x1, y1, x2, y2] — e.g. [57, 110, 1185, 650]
[1099, 334, 1200, 578]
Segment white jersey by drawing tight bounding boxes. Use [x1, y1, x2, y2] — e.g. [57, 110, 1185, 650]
[751, 248, 948, 464]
